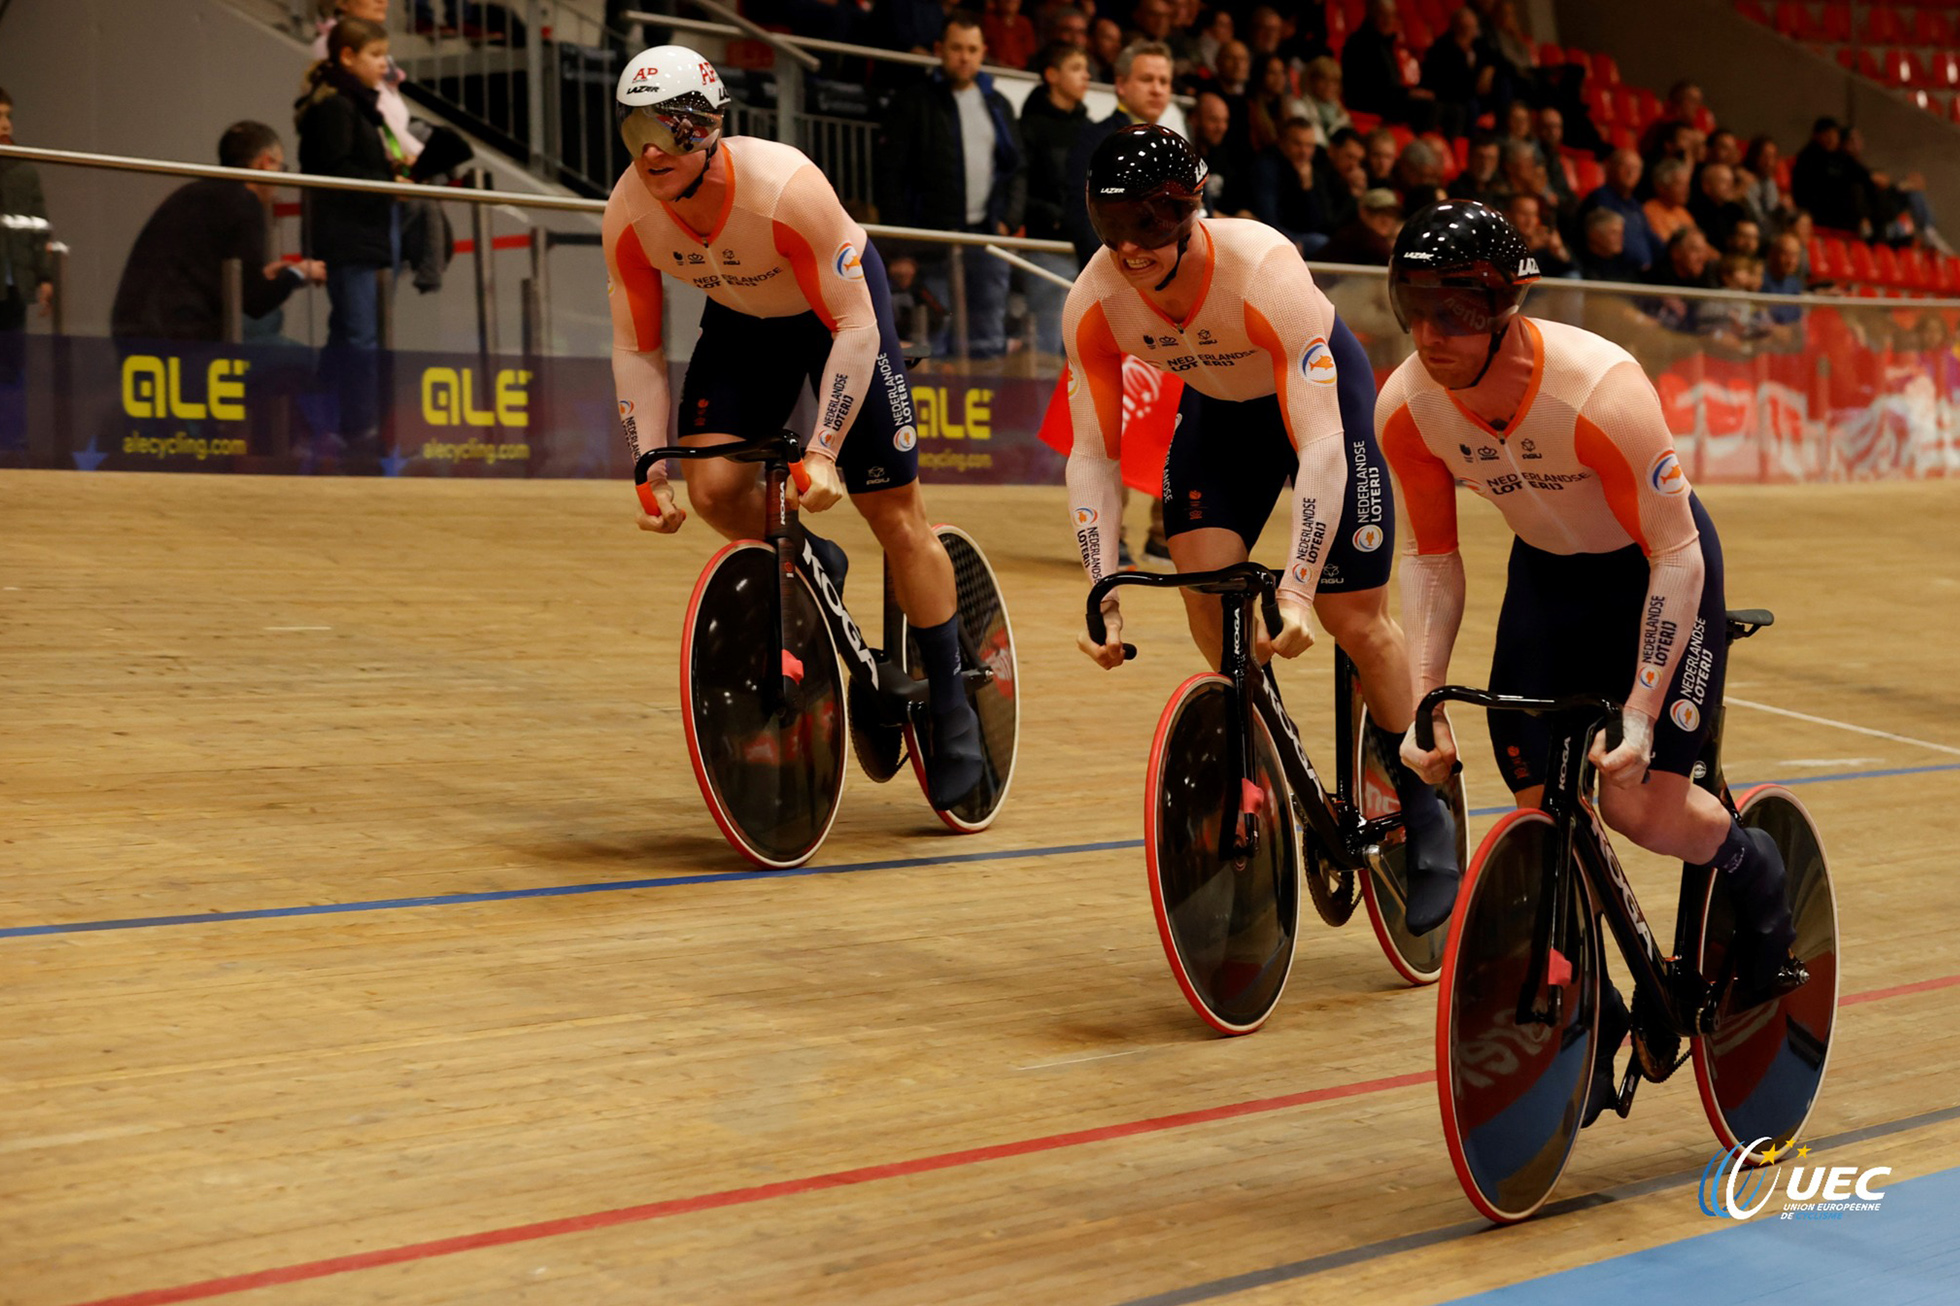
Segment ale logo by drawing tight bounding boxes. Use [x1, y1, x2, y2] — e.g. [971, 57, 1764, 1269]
[1699, 1139, 1890, 1220]
[422, 368, 532, 428]
[121, 356, 248, 421]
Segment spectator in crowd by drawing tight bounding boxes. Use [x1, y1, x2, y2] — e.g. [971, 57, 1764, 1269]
[0, 86, 53, 345]
[297, 18, 402, 445]
[1726, 218, 1761, 259]
[1317, 125, 1366, 229]
[1760, 231, 1805, 323]
[1579, 148, 1659, 270]
[877, 11, 1026, 358]
[1638, 119, 1696, 201]
[982, 0, 1038, 70]
[1342, 0, 1445, 134]
[1392, 138, 1448, 213]
[1535, 106, 1576, 207]
[1643, 157, 1696, 245]
[1690, 162, 1747, 251]
[1577, 208, 1642, 282]
[1299, 57, 1351, 144]
[1244, 5, 1286, 61]
[1362, 126, 1399, 188]
[1042, 4, 1089, 51]
[1789, 116, 1867, 237]
[1189, 89, 1250, 213]
[1213, 39, 1253, 102]
[1504, 191, 1576, 278]
[1063, 40, 1175, 264]
[1248, 116, 1338, 253]
[1738, 134, 1789, 227]
[1704, 253, 1769, 346]
[1638, 79, 1704, 160]
[314, 0, 420, 170]
[1246, 53, 1309, 151]
[1019, 40, 1091, 352]
[1088, 17, 1125, 80]
[1482, 0, 1536, 89]
[1449, 135, 1503, 204]
[1645, 226, 1716, 331]
[1499, 99, 1545, 170]
[1494, 140, 1547, 206]
[111, 122, 326, 343]
[1130, 0, 1175, 46]
[1842, 126, 1950, 252]
[1317, 186, 1403, 265]
[1195, 7, 1234, 72]
[1420, 6, 1496, 129]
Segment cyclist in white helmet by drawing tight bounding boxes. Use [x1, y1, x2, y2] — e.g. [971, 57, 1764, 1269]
[603, 46, 985, 809]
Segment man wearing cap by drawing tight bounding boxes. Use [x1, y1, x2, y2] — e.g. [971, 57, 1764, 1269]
[1317, 187, 1404, 266]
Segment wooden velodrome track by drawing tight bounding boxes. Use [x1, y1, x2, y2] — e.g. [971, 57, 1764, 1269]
[4, 468, 1958, 1305]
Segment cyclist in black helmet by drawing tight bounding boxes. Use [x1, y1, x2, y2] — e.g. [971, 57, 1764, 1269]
[1379, 200, 1806, 1121]
[1066, 124, 1461, 934]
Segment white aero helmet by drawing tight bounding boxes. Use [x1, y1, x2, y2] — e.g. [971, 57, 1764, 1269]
[615, 45, 731, 157]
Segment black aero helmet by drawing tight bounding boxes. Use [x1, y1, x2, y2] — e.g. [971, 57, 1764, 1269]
[1388, 200, 1539, 336]
[1086, 123, 1208, 253]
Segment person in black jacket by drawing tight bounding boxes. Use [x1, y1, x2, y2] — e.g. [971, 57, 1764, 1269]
[1340, 0, 1442, 134]
[875, 12, 1026, 358]
[1061, 40, 1175, 266]
[1789, 117, 1870, 239]
[297, 18, 402, 441]
[1019, 40, 1091, 353]
[112, 123, 327, 343]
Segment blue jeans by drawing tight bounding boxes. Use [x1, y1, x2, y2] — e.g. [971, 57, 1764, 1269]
[322, 210, 401, 440]
[1022, 250, 1077, 356]
[924, 239, 1012, 360]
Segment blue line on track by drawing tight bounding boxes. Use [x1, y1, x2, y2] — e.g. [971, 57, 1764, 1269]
[5, 762, 1957, 941]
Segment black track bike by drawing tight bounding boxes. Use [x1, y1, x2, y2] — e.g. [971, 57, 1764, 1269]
[634, 434, 1018, 868]
[1087, 563, 1470, 1035]
[1424, 609, 1838, 1222]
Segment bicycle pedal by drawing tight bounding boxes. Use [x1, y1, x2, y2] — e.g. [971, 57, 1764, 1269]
[1613, 1062, 1641, 1119]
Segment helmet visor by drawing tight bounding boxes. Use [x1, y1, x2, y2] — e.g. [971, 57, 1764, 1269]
[1088, 191, 1200, 251]
[617, 104, 723, 157]
[1389, 282, 1511, 336]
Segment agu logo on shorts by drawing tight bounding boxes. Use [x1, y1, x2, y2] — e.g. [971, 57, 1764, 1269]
[1073, 506, 1098, 527]
[1649, 450, 1688, 495]
[834, 242, 864, 281]
[1670, 699, 1701, 731]
[894, 424, 917, 452]
[1352, 524, 1383, 552]
[1299, 336, 1338, 385]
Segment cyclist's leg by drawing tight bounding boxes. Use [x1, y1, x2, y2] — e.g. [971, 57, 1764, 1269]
[1161, 387, 1284, 665]
[839, 242, 978, 806]
[674, 301, 808, 540]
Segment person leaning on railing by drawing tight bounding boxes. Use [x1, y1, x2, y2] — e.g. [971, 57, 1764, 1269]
[0, 88, 54, 341]
[110, 123, 326, 345]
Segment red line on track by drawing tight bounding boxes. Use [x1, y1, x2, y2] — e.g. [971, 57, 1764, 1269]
[75, 971, 1960, 1306]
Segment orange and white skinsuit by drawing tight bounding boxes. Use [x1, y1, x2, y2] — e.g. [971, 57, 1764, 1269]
[1062, 218, 1356, 614]
[1378, 316, 1716, 783]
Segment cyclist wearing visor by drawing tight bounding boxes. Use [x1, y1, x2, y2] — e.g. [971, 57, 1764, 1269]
[601, 45, 988, 810]
[1379, 201, 1804, 1110]
[1066, 125, 1461, 933]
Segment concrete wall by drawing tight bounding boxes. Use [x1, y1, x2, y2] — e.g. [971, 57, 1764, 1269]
[0, 0, 610, 354]
[1554, 0, 1960, 239]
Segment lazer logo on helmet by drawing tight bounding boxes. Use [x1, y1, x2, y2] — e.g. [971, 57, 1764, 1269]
[1518, 256, 1540, 277]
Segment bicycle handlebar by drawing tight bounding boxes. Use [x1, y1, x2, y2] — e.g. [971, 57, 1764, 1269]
[1414, 687, 1622, 752]
[631, 433, 813, 517]
[1086, 563, 1282, 658]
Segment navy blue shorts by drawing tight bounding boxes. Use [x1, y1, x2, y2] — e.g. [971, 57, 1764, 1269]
[1158, 316, 1392, 593]
[677, 241, 919, 494]
[1487, 494, 1728, 791]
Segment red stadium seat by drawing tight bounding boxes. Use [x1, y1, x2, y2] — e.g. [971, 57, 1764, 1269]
[1820, 236, 1855, 282]
[1634, 87, 1664, 126]
[1389, 124, 1415, 152]
[1692, 105, 1716, 134]
[1818, 2, 1853, 41]
[1777, 156, 1794, 192]
[1348, 109, 1382, 133]
[1772, 1, 1809, 39]
[1589, 51, 1620, 85]
[1882, 48, 1918, 86]
[1452, 135, 1470, 171]
[1862, 4, 1904, 43]
[1835, 46, 1858, 71]
[1911, 7, 1951, 44]
[1849, 241, 1880, 284]
[1734, 0, 1771, 27]
[1933, 51, 1960, 88]
[1611, 125, 1638, 151]
[1538, 41, 1564, 66]
[1939, 256, 1960, 295]
[1584, 81, 1616, 124]
[1403, 11, 1433, 52]
[1855, 48, 1884, 80]
[1899, 249, 1933, 291]
[1325, 1, 1350, 52]
[1573, 154, 1605, 193]
[1873, 243, 1903, 287]
[1808, 237, 1828, 276]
